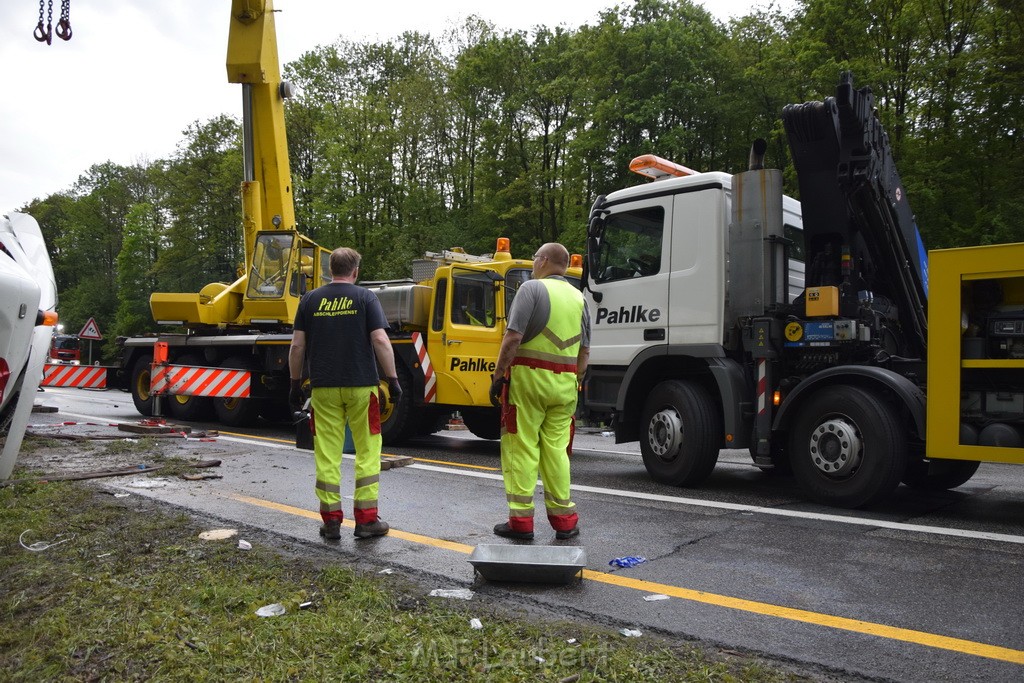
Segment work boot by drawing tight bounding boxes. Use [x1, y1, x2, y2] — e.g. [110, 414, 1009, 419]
[493, 522, 534, 540]
[555, 526, 579, 540]
[319, 520, 341, 540]
[354, 519, 389, 539]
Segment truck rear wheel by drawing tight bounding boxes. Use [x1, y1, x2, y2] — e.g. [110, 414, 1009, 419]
[166, 354, 215, 422]
[901, 458, 980, 491]
[213, 355, 260, 427]
[130, 354, 154, 417]
[380, 364, 413, 445]
[789, 384, 907, 508]
[639, 380, 721, 486]
[462, 407, 501, 440]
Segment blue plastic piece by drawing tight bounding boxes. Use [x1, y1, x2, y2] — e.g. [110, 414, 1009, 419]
[609, 555, 647, 568]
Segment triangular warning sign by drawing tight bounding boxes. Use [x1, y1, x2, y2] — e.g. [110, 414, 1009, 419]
[79, 317, 103, 340]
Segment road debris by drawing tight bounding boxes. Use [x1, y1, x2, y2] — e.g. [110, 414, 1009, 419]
[238, 539, 253, 551]
[609, 555, 646, 568]
[643, 593, 669, 601]
[429, 588, 474, 600]
[198, 529, 238, 541]
[255, 603, 286, 617]
[18, 529, 74, 552]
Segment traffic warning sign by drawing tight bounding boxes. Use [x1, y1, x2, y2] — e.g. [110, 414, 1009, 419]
[79, 317, 103, 340]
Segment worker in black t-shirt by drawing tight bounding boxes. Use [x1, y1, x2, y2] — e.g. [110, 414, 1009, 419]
[288, 247, 402, 540]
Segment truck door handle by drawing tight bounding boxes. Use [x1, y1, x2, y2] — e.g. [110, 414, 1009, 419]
[447, 339, 462, 345]
[644, 329, 665, 341]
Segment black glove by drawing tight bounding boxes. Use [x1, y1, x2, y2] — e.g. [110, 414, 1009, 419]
[489, 376, 507, 408]
[387, 377, 403, 406]
[289, 379, 305, 412]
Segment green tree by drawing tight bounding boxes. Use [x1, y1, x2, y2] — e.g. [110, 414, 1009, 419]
[112, 202, 161, 340]
[153, 115, 243, 292]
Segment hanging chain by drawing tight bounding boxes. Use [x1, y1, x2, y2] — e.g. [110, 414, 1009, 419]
[55, 0, 72, 41]
[34, 0, 71, 44]
[33, 0, 52, 44]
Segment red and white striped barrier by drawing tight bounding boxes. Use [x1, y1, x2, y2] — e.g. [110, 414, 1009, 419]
[412, 331, 436, 403]
[41, 363, 107, 389]
[151, 364, 250, 399]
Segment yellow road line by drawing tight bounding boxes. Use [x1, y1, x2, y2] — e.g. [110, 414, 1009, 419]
[582, 571, 1024, 664]
[226, 493, 1024, 664]
[229, 494, 475, 554]
[218, 432, 499, 471]
[218, 430, 295, 444]
[411, 456, 500, 471]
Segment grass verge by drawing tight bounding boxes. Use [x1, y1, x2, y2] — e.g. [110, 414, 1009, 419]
[1, 470, 808, 682]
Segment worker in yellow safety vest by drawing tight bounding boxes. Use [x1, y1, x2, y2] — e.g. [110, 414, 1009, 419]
[288, 247, 402, 541]
[489, 242, 591, 540]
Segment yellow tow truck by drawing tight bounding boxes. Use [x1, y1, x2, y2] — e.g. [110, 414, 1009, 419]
[369, 239, 582, 442]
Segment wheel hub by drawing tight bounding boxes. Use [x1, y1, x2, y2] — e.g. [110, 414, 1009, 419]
[647, 408, 683, 460]
[808, 418, 862, 476]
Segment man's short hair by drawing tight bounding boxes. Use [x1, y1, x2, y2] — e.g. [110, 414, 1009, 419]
[540, 243, 570, 271]
[330, 247, 360, 277]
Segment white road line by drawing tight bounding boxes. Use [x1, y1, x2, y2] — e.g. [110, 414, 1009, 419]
[54, 409, 1024, 546]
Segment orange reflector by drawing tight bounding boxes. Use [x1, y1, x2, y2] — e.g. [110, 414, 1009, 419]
[629, 154, 699, 180]
[154, 341, 169, 365]
[725, 433, 733, 442]
[773, 390, 781, 406]
[496, 237, 510, 253]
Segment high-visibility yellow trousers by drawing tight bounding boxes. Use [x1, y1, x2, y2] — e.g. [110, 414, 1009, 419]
[500, 368, 578, 533]
[310, 386, 382, 525]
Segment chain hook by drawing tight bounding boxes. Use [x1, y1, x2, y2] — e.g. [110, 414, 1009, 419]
[55, 18, 72, 41]
[55, 0, 72, 41]
[33, 20, 51, 44]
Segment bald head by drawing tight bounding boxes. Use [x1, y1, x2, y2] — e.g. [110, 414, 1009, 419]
[535, 242, 569, 277]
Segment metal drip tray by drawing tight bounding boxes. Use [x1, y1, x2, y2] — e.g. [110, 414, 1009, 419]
[469, 544, 586, 584]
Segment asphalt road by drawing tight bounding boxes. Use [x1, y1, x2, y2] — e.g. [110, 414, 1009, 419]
[27, 387, 1024, 682]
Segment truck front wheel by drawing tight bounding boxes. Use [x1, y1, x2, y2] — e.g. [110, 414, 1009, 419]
[639, 380, 721, 486]
[379, 364, 413, 445]
[213, 356, 260, 427]
[462, 407, 501, 440]
[166, 354, 215, 422]
[789, 384, 907, 508]
[130, 354, 154, 417]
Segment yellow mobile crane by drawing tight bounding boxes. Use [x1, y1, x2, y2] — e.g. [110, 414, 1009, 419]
[118, 0, 331, 426]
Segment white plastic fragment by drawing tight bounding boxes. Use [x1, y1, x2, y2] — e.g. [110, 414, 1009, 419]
[198, 529, 238, 541]
[566, 638, 577, 644]
[18, 529, 74, 552]
[238, 539, 252, 551]
[113, 493, 130, 498]
[255, 603, 286, 617]
[534, 656, 546, 663]
[619, 628, 643, 637]
[469, 618, 483, 630]
[643, 593, 670, 601]
[378, 568, 394, 575]
[429, 588, 475, 600]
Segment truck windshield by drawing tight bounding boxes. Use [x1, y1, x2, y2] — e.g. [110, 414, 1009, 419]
[247, 233, 295, 299]
[592, 206, 664, 282]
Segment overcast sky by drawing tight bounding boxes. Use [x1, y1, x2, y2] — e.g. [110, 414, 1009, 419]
[0, 0, 795, 215]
